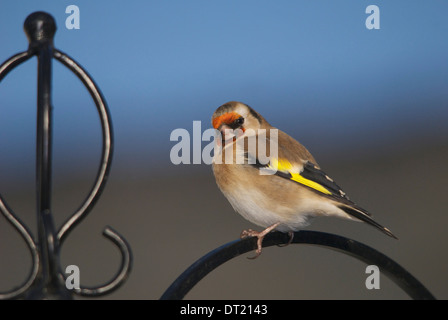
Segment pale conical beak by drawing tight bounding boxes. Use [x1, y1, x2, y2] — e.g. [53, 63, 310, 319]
[215, 124, 236, 147]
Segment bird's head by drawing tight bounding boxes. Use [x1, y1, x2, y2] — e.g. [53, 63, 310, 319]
[211, 101, 265, 146]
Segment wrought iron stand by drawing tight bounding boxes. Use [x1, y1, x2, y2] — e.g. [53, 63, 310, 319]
[0, 11, 131, 299]
[0, 12, 436, 300]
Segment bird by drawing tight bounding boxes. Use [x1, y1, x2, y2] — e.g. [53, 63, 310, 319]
[211, 101, 397, 259]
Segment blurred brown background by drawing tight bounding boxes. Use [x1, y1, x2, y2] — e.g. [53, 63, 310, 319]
[1, 135, 446, 300]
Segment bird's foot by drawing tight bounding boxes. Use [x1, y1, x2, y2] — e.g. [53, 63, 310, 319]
[240, 222, 280, 259]
[277, 231, 294, 247]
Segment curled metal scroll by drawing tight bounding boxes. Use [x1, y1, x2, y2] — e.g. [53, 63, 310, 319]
[160, 231, 436, 300]
[0, 194, 39, 299]
[0, 11, 132, 299]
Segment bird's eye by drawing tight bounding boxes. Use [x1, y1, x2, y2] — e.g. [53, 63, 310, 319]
[234, 117, 244, 126]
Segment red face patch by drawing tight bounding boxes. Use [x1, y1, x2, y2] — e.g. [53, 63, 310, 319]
[212, 112, 242, 129]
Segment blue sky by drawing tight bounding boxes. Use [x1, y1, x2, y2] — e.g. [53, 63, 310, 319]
[1, 1, 447, 177]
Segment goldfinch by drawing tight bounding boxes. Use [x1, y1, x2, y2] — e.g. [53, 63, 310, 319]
[212, 101, 397, 258]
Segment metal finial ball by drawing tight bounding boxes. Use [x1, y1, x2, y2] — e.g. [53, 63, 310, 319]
[24, 11, 57, 44]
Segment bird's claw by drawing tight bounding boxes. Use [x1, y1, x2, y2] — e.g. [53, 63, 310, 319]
[240, 222, 281, 259]
[277, 231, 294, 247]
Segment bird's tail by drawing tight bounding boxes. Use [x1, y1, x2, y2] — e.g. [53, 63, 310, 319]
[338, 205, 398, 239]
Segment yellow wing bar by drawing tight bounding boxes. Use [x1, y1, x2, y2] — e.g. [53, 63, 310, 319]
[268, 158, 332, 195]
[290, 172, 332, 195]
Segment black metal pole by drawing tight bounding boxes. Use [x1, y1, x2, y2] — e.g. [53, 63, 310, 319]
[23, 11, 71, 300]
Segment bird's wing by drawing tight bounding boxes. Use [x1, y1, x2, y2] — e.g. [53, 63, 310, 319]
[244, 129, 374, 213]
[255, 156, 358, 207]
[250, 153, 397, 238]
[239, 126, 397, 239]
[244, 129, 354, 203]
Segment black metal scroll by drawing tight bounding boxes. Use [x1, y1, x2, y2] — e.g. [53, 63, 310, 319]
[0, 11, 132, 299]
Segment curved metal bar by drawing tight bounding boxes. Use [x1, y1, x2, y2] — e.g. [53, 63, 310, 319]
[64, 226, 133, 297]
[0, 51, 32, 82]
[0, 47, 39, 300]
[53, 50, 133, 297]
[53, 49, 114, 245]
[0, 195, 39, 300]
[160, 231, 435, 300]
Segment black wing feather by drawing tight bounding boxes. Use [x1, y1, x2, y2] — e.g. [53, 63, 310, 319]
[300, 162, 349, 200]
